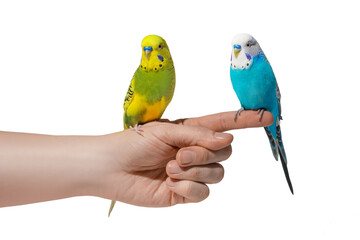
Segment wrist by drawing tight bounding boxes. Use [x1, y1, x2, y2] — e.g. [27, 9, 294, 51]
[73, 134, 114, 199]
[84, 132, 129, 201]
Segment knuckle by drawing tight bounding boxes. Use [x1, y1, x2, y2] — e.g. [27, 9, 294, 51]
[189, 168, 202, 180]
[190, 147, 209, 165]
[199, 148, 210, 163]
[218, 114, 228, 132]
[184, 181, 193, 197]
[168, 170, 183, 179]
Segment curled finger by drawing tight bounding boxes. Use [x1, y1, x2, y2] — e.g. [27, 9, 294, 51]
[167, 161, 225, 184]
[176, 145, 232, 167]
[166, 178, 210, 203]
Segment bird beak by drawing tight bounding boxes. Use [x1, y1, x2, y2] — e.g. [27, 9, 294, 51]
[143, 46, 153, 60]
[233, 44, 241, 58]
[234, 49, 241, 58]
[145, 50, 151, 60]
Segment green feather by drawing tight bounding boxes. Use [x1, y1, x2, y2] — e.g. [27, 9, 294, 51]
[134, 64, 175, 104]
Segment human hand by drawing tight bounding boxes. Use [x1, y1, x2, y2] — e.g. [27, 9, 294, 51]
[0, 110, 273, 208]
[95, 110, 273, 207]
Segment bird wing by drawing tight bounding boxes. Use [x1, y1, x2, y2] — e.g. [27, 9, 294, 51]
[276, 82, 282, 120]
[123, 77, 135, 111]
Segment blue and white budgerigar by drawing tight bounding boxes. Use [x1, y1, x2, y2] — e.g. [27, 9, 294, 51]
[230, 33, 293, 194]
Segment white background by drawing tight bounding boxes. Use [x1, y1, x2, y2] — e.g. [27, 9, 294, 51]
[0, 0, 359, 239]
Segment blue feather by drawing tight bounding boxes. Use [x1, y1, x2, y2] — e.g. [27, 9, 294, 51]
[157, 54, 164, 62]
[230, 52, 293, 194]
[230, 55, 278, 136]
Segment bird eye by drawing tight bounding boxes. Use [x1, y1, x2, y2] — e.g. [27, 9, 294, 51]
[158, 45, 162, 49]
[247, 41, 256, 47]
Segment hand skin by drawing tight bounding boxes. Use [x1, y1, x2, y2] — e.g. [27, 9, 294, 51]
[0, 111, 273, 208]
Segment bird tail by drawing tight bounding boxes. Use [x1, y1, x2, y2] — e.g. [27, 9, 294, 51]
[264, 127, 279, 161]
[276, 122, 293, 194]
[265, 121, 294, 194]
[108, 200, 116, 217]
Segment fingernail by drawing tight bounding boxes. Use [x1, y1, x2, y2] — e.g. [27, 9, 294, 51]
[168, 163, 182, 174]
[214, 132, 228, 139]
[180, 150, 195, 165]
[166, 178, 177, 187]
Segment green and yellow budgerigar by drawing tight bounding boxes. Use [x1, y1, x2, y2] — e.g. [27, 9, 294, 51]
[108, 35, 175, 216]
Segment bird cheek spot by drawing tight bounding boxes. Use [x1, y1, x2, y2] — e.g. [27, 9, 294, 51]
[157, 54, 164, 62]
[245, 53, 252, 60]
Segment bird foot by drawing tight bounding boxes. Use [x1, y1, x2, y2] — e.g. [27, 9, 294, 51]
[234, 107, 245, 121]
[257, 109, 265, 122]
[130, 124, 144, 136]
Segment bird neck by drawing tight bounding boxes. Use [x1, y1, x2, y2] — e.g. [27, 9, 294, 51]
[134, 66, 175, 104]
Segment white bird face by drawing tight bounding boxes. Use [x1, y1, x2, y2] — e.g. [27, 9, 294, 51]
[231, 33, 262, 70]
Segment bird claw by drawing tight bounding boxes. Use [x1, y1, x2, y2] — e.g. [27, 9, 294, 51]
[257, 109, 265, 122]
[234, 107, 244, 121]
[130, 124, 144, 136]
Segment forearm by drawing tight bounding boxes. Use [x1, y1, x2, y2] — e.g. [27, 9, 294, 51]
[0, 131, 110, 207]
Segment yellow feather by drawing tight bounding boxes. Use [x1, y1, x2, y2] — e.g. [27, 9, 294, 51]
[141, 97, 167, 122]
[109, 35, 175, 216]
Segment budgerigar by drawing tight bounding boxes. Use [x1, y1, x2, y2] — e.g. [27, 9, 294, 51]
[230, 33, 293, 194]
[108, 35, 176, 216]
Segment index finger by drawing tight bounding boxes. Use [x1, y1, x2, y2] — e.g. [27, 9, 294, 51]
[176, 110, 274, 132]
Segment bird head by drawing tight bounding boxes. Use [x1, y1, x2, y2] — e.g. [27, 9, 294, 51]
[140, 35, 172, 71]
[231, 33, 262, 69]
